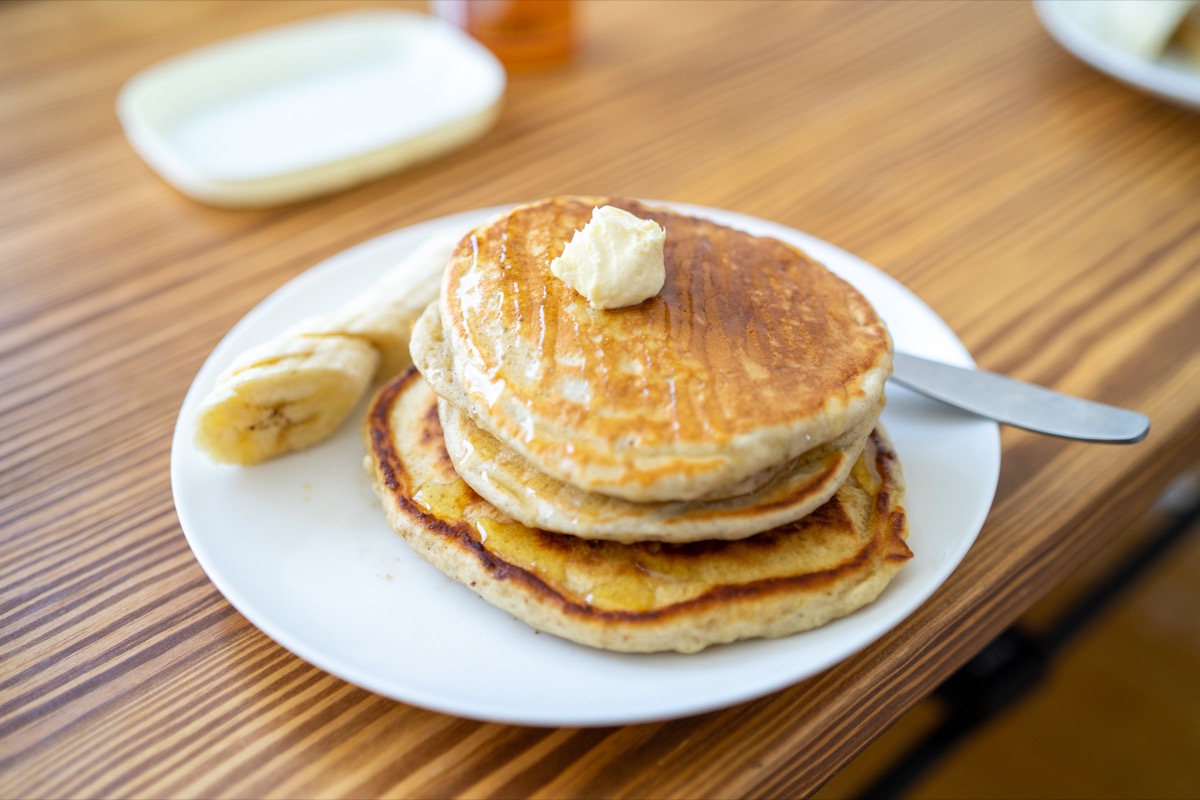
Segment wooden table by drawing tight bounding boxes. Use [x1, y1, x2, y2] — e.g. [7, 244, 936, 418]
[3, 1, 1198, 796]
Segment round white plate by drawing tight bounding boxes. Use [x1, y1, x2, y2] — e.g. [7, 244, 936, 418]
[171, 204, 1000, 727]
[1035, 0, 1200, 110]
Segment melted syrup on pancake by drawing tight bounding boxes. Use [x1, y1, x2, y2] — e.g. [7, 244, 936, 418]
[444, 197, 892, 452]
[410, 466, 661, 611]
[369, 369, 912, 619]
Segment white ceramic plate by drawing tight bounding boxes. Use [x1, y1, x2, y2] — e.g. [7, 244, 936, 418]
[171, 204, 1000, 727]
[1035, 0, 1200, 110]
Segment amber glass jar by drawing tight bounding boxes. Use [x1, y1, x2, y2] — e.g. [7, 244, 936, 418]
[433, 0, 574, 69]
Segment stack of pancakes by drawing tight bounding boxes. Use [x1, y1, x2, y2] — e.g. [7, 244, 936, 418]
[364, 196, 911, 653]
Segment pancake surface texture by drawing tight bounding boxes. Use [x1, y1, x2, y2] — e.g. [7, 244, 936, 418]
[414, 196, 893, 503]
[438, 393, 882, 542]
[363, 370, 912, 654]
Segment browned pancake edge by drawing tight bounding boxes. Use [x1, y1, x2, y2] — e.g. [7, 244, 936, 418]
[363, 369, 912, 654]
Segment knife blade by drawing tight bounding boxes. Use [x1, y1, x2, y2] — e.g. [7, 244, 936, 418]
[890, 352, 1150, 444]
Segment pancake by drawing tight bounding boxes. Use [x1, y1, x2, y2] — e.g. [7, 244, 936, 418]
[415, 196, 893, 503]
[412, 301, 812, 502]
[438, 391, 882, 542]
[363, 368, 912, 654]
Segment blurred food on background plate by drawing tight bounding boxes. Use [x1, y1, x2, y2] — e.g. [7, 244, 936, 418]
[1080, 0, 1200, 61]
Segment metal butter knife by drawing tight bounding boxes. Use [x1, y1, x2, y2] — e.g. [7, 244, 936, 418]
[890, 352, 1150, 444]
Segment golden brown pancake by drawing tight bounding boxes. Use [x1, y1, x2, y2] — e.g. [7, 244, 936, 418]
[363, 369, 912, 654]
[438, 391, 882, 542]
[415, 196, 893, 503]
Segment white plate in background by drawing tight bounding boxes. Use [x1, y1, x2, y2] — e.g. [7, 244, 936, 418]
[1035, 0, 1200, 110]
[171, 204, 1000, 726]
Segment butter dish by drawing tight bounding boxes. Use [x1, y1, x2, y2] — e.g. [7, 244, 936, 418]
[118, 11, 505, 207]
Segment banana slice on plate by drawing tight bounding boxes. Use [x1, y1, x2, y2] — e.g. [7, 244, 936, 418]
[194, 334, 378, 465]
[194, 228, 460, 465]
[287, 229, 454, 380]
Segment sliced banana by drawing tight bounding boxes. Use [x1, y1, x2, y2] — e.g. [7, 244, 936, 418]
[288, 229, 459, 381]
[194, 229, 461, 465]
[194, 334, 378, 465]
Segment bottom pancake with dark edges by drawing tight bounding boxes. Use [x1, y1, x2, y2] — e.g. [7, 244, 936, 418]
[363, 369, 913, 654]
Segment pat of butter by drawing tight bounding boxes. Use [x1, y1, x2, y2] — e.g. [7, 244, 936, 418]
[550, 206, 666, 310]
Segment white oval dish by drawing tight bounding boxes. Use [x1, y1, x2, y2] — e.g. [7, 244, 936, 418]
[118, 11, 505, 207]
[171, 204, 1001, 726]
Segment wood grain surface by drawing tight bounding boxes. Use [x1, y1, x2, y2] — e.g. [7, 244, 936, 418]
[2, 1, 1198, 797]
